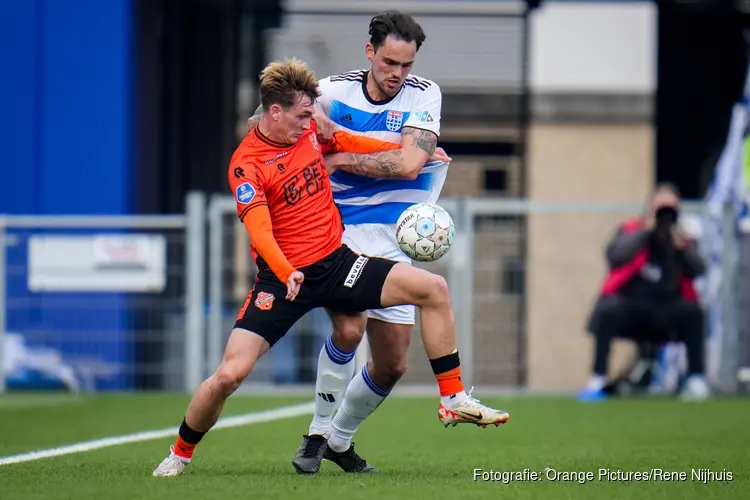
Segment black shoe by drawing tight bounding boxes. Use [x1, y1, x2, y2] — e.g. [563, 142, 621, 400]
[292, 434, 328, 475]
[323, 443, 377, 473]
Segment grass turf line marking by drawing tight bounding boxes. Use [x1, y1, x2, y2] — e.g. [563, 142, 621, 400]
[0, 395, 83, 410]
[0, 401, 314, 466]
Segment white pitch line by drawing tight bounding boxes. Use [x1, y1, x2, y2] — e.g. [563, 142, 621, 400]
[0, 401, 314, 466]
[0, 395, 83, 410]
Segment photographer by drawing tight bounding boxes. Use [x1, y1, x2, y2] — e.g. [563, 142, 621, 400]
[579, 183, 710, 401]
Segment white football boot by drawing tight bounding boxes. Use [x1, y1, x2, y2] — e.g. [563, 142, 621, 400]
[152, 446, 190, 477]
[438, 387, 510, 428]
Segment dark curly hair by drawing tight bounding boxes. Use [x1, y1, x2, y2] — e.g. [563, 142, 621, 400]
[369, 10, 426, 52]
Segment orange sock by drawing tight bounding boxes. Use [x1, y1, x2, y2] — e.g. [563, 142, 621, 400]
[173, 436, 197, 460]
[436, 367, 464, 396]
[430, 351, 465, 396]
[173, 418, 206, 460]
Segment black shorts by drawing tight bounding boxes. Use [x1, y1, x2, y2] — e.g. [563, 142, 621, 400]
[234, 244, 398, 347]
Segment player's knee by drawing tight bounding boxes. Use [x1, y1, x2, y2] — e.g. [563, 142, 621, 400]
[425, 274, 450, 308]
[213, 362, 251, 396]
[376, 357, 408, 383]
[331, 315, 366, 351]
[332, 325, 364, 351]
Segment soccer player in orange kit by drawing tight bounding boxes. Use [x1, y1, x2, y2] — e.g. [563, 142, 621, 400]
[152, 59, 509, 477]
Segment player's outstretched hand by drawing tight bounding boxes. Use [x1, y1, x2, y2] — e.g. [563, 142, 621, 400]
[431, 147, 452, 163]
[286, 271, 305, 301]
[313, 110, 336, 141]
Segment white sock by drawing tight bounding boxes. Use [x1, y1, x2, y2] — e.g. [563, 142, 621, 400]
[586, 375, 607, 391]
[440, 391, 469, 408]
[308, 335, 356, 436]
[327, 365, 389, 452]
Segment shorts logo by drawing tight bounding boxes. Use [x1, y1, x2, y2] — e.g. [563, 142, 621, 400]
[386, 111, 403, 132]
[236, 182, 256, 204]
[254, 291, 275, 310]
[344, 255, 369, 288]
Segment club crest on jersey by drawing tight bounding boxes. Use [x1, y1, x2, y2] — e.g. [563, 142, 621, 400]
[309, 134, 319, 151]
[254, 291, 275, 310]
[236, 182, 256, 205]
[386, 111, 404, 132]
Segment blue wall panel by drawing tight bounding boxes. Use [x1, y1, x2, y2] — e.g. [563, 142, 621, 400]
[0, 0, 135, 390]
[0, 0, 38, 214]
[39, 0, 132, 215]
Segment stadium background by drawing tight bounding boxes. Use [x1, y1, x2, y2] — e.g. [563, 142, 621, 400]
[1, 0, 749, 397]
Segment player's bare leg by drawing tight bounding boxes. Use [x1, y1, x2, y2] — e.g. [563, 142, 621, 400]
[322, 319, 410, 471]
[365, 320, 411, 389]
[379, 263, 510, 427]
[153, 328, 269, 477]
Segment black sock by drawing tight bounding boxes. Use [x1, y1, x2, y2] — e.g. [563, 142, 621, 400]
[429, 351, 460, 376]
[178, 418, 207, 445]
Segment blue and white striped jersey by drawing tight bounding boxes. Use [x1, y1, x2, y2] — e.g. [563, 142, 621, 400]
[317, 70, 448, 226]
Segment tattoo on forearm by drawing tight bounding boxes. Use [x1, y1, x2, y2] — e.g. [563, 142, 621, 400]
[334, 128, 438, 178]
[403, 127, 437, 155]
[341, 150, 404, 178]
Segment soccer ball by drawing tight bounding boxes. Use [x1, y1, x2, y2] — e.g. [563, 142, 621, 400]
[395, 202, 455, 262]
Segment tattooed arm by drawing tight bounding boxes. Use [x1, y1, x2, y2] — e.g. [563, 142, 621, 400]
[325, 127, 442, 180]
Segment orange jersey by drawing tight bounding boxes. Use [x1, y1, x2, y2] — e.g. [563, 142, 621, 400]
[228, 120, 400, 283]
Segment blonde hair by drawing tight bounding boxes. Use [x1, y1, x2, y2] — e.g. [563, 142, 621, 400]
[259, 58, 321, 111]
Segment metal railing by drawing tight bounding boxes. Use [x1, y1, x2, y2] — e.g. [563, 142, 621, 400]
[205, 195, 744, 392]
[0, 193, 206, 394]
[1, 194, 744, 394]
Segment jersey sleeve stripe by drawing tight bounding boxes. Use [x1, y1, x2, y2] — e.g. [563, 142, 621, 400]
[333, 69, 366, 78]
[330, 75, 365, 83]
[405, 76, 432, 88]
[404, 81, 430, 91]
[238, 202, 268, 222]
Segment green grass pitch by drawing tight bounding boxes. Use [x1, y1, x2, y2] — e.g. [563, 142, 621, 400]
[0, 393, 747, 499]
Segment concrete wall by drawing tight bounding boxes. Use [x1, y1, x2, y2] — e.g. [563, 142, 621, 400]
[523, 2, 657, 390]
[525, 123, 654, 389]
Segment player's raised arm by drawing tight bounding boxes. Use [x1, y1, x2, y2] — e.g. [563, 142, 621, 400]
[242, 206, 304, 300]
[324, 84, 448, 180]
[230, 163, 298, 290]
[324, 129, 449, 180]
[323, 129, 401, 154]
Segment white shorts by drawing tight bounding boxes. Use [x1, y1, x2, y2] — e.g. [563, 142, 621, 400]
[342, 223, 415, 325]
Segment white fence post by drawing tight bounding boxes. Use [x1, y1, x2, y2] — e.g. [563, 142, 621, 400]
[185, 191, 207, 393]
[0, 219, 6, 394]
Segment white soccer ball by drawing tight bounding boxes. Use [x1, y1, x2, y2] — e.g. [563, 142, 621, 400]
[395, 202, 455, 262]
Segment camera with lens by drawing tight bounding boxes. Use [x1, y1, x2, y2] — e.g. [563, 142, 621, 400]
[654, 205, 678, 239]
